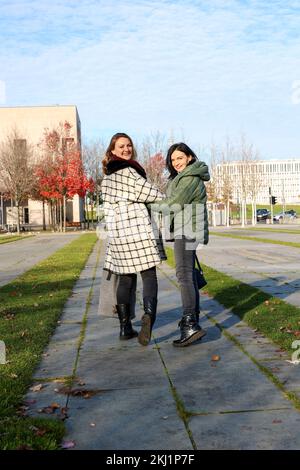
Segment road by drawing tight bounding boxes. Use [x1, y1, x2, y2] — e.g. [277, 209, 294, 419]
[198, 232, 300, 307]
[0, 232, 82, 287]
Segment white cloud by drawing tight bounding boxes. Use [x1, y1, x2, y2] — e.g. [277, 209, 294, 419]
[1, 0, 300, 157]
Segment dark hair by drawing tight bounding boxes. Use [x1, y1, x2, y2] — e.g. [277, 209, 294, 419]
[166, 142, 198, 179]
[102, 132, 137, 175]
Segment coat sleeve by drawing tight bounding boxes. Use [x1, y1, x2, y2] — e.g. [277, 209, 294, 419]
[150, 176, 199, 214]
[129, 168, 165, 203]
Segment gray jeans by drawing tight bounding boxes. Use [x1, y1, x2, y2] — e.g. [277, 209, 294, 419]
[174, 237, 200, 315]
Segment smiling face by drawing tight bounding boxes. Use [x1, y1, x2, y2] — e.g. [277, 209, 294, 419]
[111, 137, 133, 160]
[171, 150, 192, 173]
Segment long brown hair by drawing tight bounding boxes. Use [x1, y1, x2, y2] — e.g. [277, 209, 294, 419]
[102, 132, 137, 175]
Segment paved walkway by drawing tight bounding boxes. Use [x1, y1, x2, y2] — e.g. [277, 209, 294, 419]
[199, 234, 300, 308]
[24, 237, 300, 450]
[0, 232, 82, 287]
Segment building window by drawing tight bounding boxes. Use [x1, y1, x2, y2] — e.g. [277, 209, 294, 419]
[62, 138, 74, 155]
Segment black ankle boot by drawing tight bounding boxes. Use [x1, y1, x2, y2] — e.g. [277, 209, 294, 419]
[116, 304, 138, 340]
[138, 297, 157, 346]
[173, 313, 206, 347]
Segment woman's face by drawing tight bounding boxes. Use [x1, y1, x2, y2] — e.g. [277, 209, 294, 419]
[171, 150, 192, 173]
[112, 137, 133, 160]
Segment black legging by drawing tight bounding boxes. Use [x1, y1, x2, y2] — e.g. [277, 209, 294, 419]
[116, 266, 157, 305]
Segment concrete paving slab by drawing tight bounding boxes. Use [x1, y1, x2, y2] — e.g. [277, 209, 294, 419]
[199, 235, 300, 308]
[32, 340, 78, 379]
[66, 387, 193, 450]
[0, 232, 82, 287]
[189, 409, 300, 450]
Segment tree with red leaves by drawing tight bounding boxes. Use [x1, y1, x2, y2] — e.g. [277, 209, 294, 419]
[143, 152, 168, 193]
[34, 121, 94, 231]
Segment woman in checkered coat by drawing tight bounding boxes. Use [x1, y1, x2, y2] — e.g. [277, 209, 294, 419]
[101, 133, 166, 345]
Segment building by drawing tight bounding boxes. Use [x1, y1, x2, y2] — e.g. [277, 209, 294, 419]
[215, 159, 300, 205]
[0, 105, 83, 228]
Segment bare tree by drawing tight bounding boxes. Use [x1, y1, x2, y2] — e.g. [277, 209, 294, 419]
[220, 138, 235, 227]
[82, 140, 105, 227]
[140, 131, 168, 164]
[206, 142, 221, 227]
[0, 128, 36, 234]
[238, 135, 262, 226]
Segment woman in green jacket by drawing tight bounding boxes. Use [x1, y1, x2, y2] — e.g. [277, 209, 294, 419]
[151, 142, 210, 347]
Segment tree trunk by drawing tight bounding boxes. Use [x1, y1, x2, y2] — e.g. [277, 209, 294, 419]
[16, 200, 20, 235]
[91, 200, 94, 229]
[42, 200, 46, 231]
[241, 200, 245, 228]
[226, 200, 230, 227]
[85, 195, 89, 229]
[63, 195, 66, 233]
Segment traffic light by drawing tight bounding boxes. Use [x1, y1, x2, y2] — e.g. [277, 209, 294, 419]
[271, 196, 277, 205]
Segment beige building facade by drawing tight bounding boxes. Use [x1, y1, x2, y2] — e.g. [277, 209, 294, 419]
[0, 105, 83, 228]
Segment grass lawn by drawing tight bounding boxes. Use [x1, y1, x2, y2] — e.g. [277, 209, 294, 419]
[231, 203, 300, 219]
[210, 232, 300, 248]
[230, 227, 300, 235]
[0, 232, 97, 450]
[165, 246, 300, 354]
[0, 235, 34, 245]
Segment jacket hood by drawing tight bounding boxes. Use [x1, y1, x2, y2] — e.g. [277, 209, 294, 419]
[176, 161, 210, 182]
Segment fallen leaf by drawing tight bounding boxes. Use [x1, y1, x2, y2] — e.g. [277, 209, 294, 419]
[24, 399, 36, 405]
[293, 331, 300, 337]
[60, 406, 68, 419]
[30, 384, 43, 392]
[211, 355, 221, 362]
[61, 440, 75, 449]
[50, 402, 61, 410]
[36, 428, 47, 437]
[272, 420, 282, 424]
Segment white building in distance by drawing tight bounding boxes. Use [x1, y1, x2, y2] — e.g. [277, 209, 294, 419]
[215, 159, 300, 205]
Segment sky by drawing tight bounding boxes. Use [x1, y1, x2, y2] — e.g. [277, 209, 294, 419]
[1, 0, 300, 159]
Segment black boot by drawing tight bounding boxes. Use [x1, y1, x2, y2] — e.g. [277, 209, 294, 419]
[116, 304, 138, 340]
[173, 313, 206, 347]
[138, 297, 157, 346]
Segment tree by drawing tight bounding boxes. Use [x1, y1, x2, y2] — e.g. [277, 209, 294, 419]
[35, 121, 92, 231]
[143, 152, 168, 193]
[0, 128, 36, 233]
[206, 142, 221, 227]
[82, 140, 105, 227]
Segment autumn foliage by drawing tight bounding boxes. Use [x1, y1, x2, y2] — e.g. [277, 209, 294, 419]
[34, 121, 95, 230]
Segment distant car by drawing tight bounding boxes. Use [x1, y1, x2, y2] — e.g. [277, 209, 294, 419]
[273, 210, 297, 221]
[256, 208, 271, 221]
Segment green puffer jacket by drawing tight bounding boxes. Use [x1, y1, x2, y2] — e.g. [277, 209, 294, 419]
[150, 161, 210, 243]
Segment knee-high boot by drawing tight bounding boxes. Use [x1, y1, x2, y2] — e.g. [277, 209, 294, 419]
[173, 312, 206, 347]
[138, 297, 157, 346]
[116, 304, 138, 340]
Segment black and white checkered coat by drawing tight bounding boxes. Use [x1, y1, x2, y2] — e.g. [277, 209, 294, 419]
[101, 167, 166, 274]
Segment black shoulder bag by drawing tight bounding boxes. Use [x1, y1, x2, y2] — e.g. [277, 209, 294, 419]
[195, 254, 207, 290]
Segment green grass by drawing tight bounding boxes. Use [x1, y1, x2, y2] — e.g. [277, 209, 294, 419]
[210, 231, 300, 248]
[0, 232, 98, 449]
[165, 246, 300, 354]
[230, 227, 300, 235]
[231, 203, 300, 219]
[0, 235, 34, 245]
